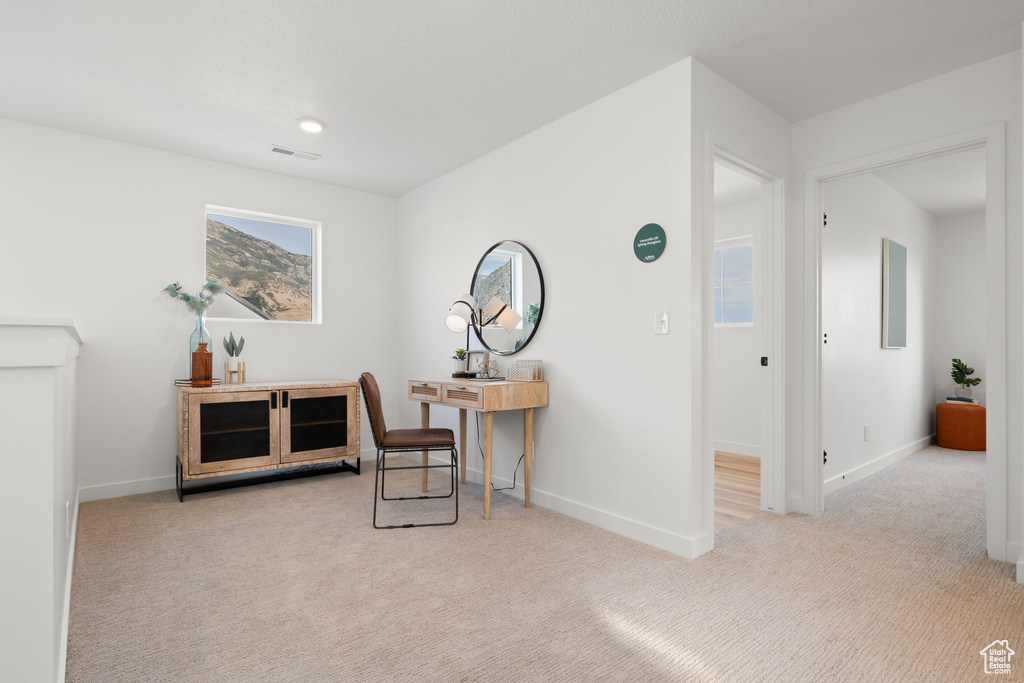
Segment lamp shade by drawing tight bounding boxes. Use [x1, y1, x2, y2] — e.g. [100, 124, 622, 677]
[483, 297, 523, 333]
[445, 294, 475, 333]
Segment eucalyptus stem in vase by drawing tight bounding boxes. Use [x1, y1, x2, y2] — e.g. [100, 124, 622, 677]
[163, 279, 224, 370]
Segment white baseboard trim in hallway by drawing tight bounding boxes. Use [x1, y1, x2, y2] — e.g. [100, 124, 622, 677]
[418, 453, 710, 558]
[80, 475, 176, 502]
[713, 440, 761, 458]
[1008, 542, 1022, 583]
[824, 435, 935, 495]
[79, 449, 378, 502]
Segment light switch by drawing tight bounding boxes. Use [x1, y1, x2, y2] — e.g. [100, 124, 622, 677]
[655, 309, 670, 335]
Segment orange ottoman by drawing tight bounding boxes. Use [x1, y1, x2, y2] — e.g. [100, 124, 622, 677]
[936, 403, 986, 451]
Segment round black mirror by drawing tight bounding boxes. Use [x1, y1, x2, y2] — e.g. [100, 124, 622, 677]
[470, 240, 544, 356]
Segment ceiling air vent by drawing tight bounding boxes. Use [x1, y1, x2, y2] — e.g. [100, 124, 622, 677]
[270, 145, 320, 161]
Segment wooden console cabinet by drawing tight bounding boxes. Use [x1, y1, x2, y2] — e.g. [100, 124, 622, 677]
[176, 380, 360, 500]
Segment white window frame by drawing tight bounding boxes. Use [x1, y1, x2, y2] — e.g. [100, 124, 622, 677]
[205, 204, 323, 325]
[713, 235, 754, 328]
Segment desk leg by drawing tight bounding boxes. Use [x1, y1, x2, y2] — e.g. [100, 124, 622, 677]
[420, 402, 430, 493]
[483, 411, 493, 520]
[524, 407, 533, 508]
[459, 409, 467, 484]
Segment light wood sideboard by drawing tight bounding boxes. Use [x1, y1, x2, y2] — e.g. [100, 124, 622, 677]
[177, 380, 360, 500]
[408, 379, 548, 519]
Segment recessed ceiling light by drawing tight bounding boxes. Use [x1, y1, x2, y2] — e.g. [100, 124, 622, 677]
[297, 117, 325, 133]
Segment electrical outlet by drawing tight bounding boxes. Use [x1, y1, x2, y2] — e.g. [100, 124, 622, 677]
[655, 310, 670, 335]
[864, 425, 870, 441]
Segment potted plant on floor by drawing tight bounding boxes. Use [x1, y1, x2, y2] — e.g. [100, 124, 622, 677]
[951, 358, 982, 398]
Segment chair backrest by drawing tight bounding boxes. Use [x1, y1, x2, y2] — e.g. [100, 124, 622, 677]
[359, 372, 387, 448]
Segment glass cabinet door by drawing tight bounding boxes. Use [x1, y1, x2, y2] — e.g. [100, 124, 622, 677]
[187, 391, 280, 475]
[280, 387, 358, 463]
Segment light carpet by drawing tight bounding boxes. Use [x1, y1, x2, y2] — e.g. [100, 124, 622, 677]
[67, 447, 1023, 681]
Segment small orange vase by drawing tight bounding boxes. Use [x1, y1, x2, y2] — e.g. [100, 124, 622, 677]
[191, 342, 213, 387]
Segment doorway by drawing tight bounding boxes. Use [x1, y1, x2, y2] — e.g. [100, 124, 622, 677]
[821, 147, 987, 501]
[709, 153, 784, 536]
[804, 125, 1008, 564]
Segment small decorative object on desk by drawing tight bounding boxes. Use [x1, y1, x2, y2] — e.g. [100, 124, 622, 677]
[478, 359, 500, 379]
[466, 350, 488, 377]
[452, 348, 469, 377]
[507, 360, 543, 382]
[223, 332, 247, 384]
[191, 342, 213, 387]
[950, 358, 981, 399]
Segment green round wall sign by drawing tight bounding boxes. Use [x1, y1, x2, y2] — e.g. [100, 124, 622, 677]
[633, 223, 666, 263]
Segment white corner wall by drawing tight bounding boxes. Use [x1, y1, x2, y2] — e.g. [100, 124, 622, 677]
[790, 50, 1022, 564]
[0, 118, 400, 499]
[689, 59, 791, 534]
[934, 211, 987, 407]
[821, 173, 938, 493]
[712, 198, 762, 457]
[397, 61, 699, 556]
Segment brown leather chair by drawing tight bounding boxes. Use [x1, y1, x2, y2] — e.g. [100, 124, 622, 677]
[360, 372, 458, 528]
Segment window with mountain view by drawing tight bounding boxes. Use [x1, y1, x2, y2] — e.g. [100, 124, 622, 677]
[205, 206, 319, 322]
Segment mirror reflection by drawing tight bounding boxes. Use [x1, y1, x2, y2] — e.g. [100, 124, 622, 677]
[471, 240, 544, 355]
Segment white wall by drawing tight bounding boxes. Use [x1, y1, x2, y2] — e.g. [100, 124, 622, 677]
[0, 118, 399, 498]
[397, 61, 699, 556]
[933, 211, 987, 406]
[712, 198, 762, 456]
[821, 174, 938, 491]
[690, 60, 791, 526]
[789, 50, 1022, 562]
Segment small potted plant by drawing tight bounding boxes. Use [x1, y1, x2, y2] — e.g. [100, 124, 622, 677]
[951, 358, 982, 398]
[453, 348, 468, 376]
[223, 332, 246, 371]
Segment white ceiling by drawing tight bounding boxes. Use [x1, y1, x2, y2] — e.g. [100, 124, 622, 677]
[714, 163, 762, 207]
[872, 147, 986, 218]
[0, 1, 1020, 196]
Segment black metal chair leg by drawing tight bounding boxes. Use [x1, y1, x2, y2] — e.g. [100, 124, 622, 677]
[372, 449, 384, 529]
[373, 446, 459, 529]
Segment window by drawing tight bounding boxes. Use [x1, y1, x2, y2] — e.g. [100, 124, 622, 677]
[713, 239, 754, 325]
[205, 205, 320, 323]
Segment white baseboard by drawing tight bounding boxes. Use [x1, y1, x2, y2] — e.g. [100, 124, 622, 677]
[79, 475, 177, 502]
[416, 454, 710, 559]
[787, 494, 807, 515]
[79, 449, 377, 502]
[714, 440, 761, 458]
[1006, 542, 1022, 582]
[824, 435, 934, 495]
[58, 489, 79, 683]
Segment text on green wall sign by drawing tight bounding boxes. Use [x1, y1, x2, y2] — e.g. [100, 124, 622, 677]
[634, 223, 666, 263]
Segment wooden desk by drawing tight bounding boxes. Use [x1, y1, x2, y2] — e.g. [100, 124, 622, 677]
[408, 379, 548, 519]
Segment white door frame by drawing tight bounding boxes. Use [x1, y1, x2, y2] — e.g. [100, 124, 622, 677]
[703, 137, 787, 547]
[802, 124, 1008, 564]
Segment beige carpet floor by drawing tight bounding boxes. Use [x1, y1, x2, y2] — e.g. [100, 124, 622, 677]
[67, 447, 1023, 681]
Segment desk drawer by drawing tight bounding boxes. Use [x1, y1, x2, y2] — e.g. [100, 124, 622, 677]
[409, 381, 442, 403]
[442, 383, 484, 409]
